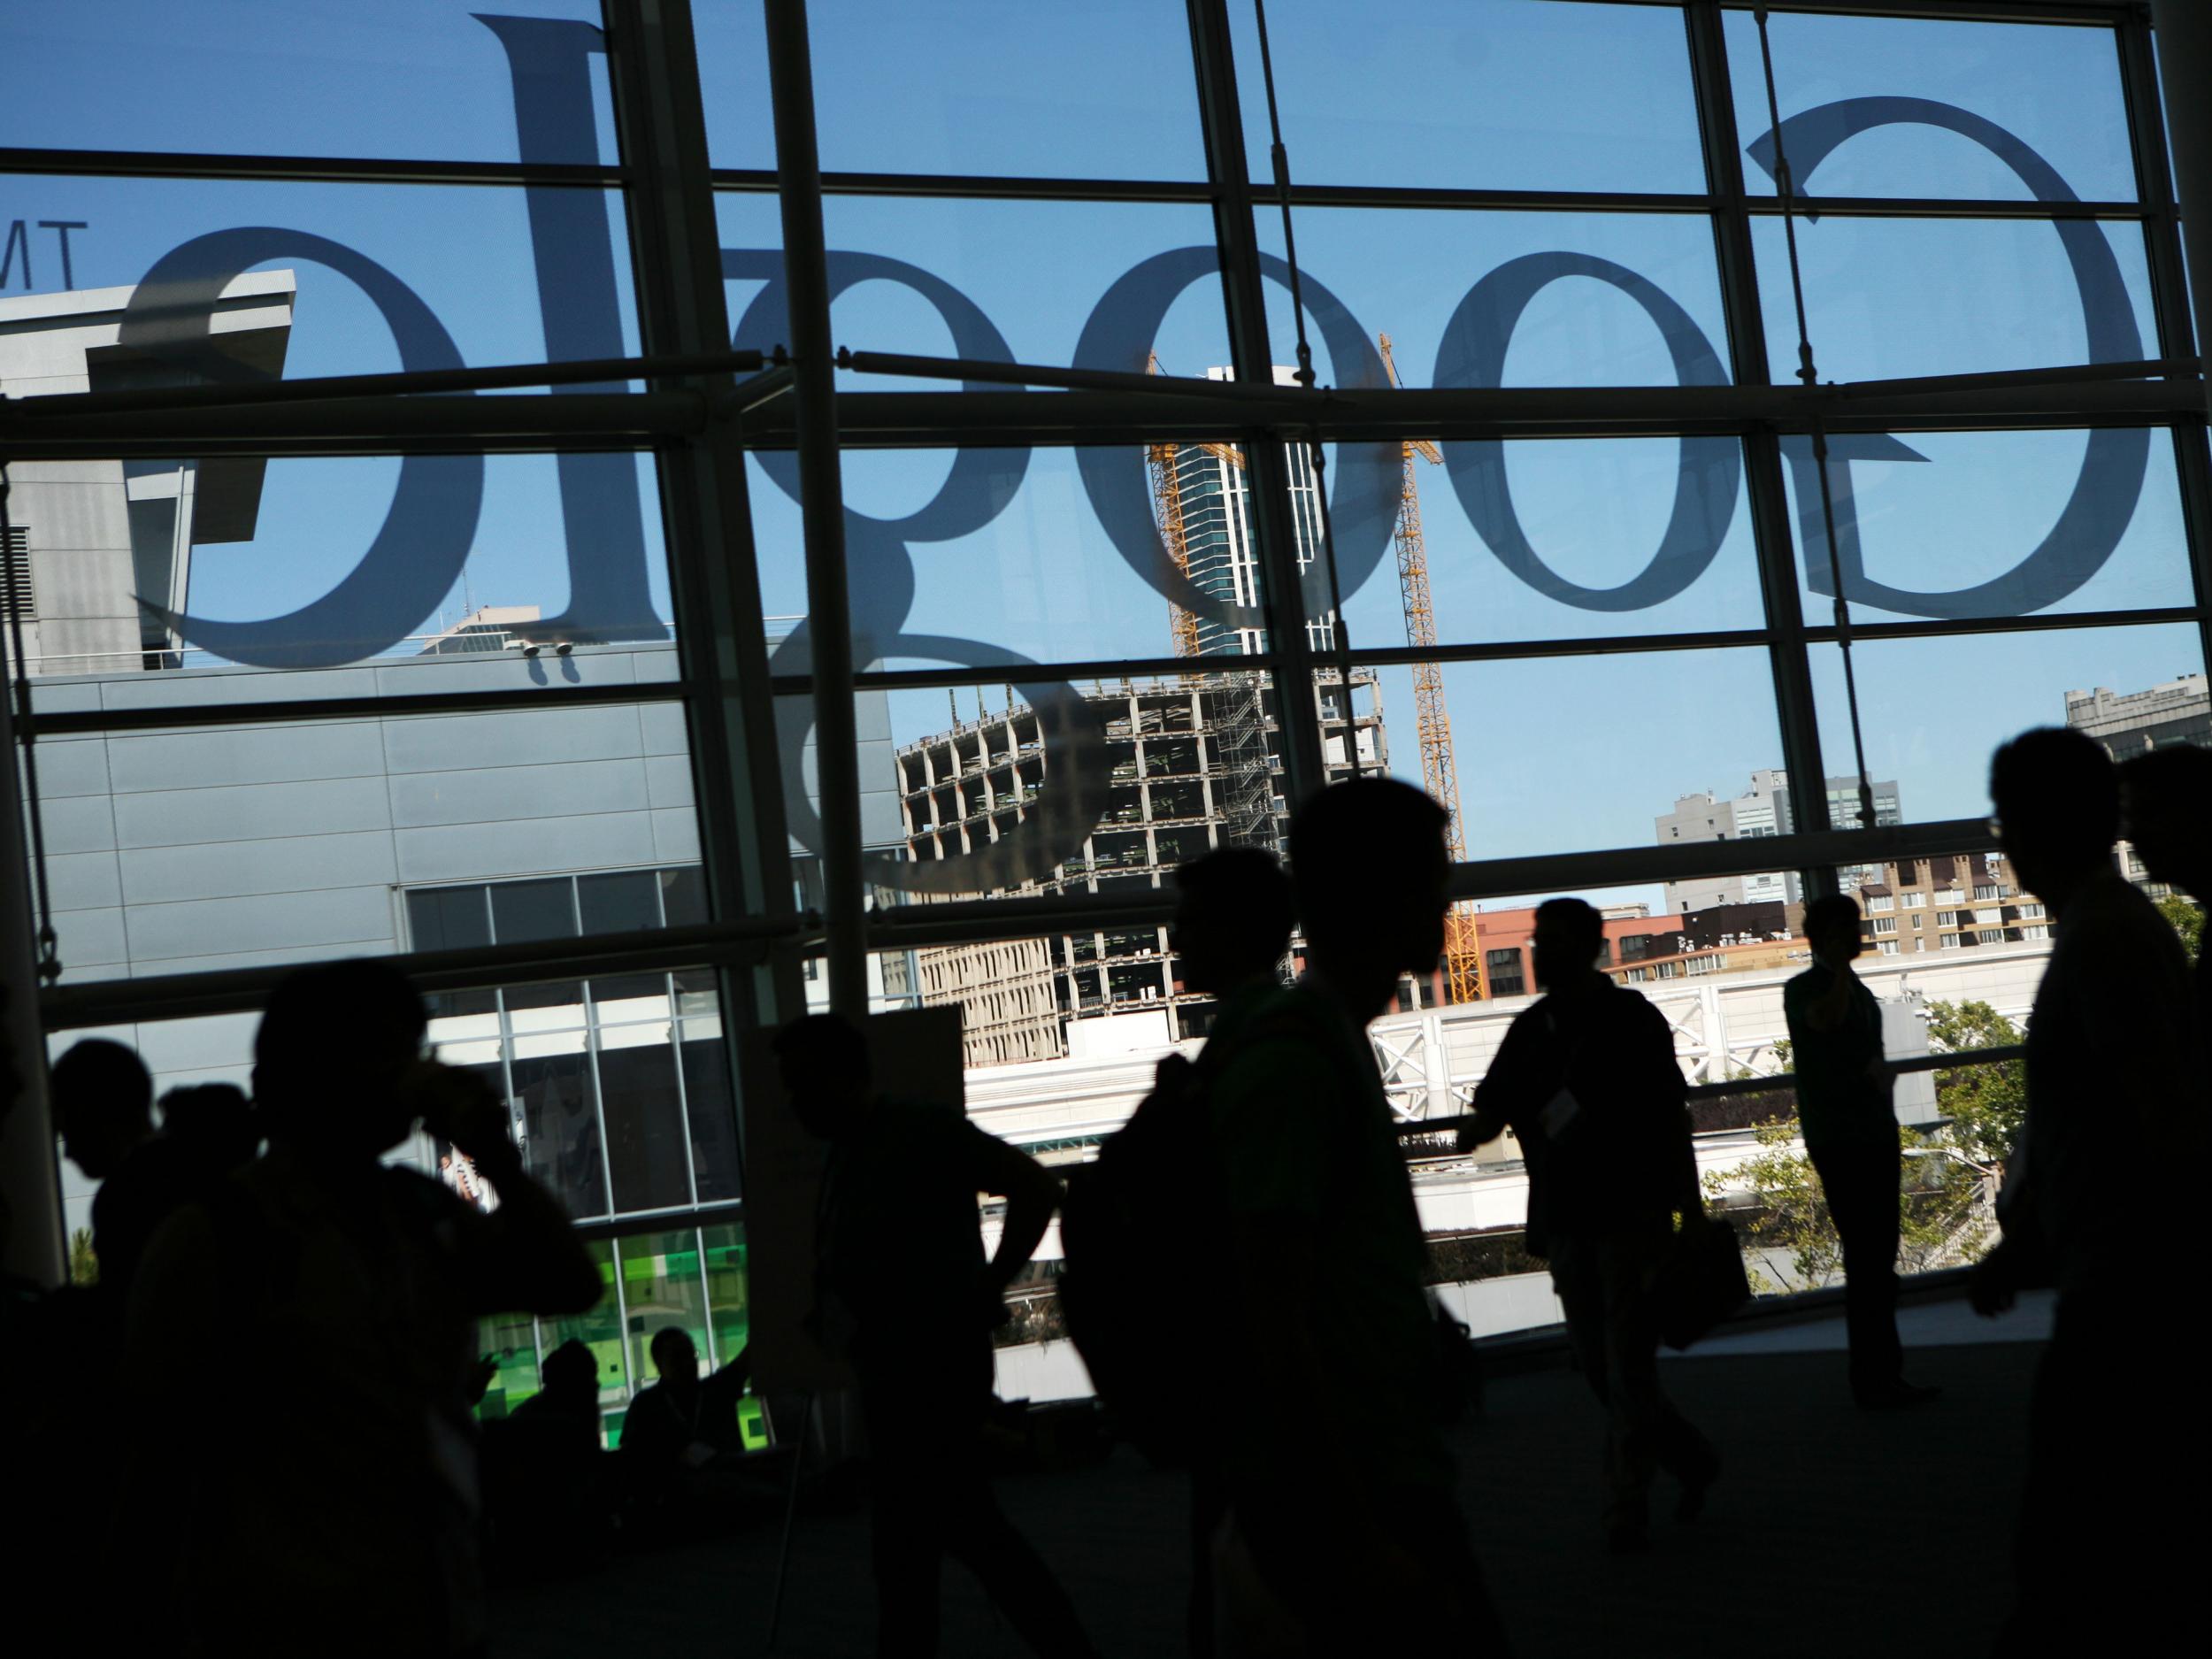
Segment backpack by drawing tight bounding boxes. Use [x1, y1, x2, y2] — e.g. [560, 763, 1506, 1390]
[1058, 1048, 1225, 1466]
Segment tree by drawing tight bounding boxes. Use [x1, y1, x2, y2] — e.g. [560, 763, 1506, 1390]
[2155, 892, 2205, 958]
[1708, 1002, 2021, 1290]
[68, 1228, 98, 1286]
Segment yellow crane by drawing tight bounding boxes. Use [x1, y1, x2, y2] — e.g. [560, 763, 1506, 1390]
[1379, 333, 1483, 1003]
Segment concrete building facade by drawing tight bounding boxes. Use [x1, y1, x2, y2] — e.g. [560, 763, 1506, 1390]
[1660, 768, 1901, 915]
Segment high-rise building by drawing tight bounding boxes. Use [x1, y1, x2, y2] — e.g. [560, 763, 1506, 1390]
[2065, 672, 2209, 761]
[1658, 768, 1901, 916]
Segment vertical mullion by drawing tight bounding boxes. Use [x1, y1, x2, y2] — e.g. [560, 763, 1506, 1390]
[605, 0, 802, 1196]
[1686, 1, 1837, 904]
[1185, 0, 1327, 810]
[2118, 10, 2212, 677]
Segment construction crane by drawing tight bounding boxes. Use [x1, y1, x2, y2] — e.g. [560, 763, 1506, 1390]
[1379, 333, 1484, 1004]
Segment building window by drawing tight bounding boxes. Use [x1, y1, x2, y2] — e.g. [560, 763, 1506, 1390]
[1975, 883, 2004, 901]
[2023, 925, 2050, 940]
[1870, 917, 1897, 935]
[1936, 910, 1958, 926]
[1485, 948, 1525, 999]
[0, 524, 32, 623]
[1868, 894, 1894, 912]
[1901, 891, 1927, 909]
[1878, 941, 1900, 955]
[2018, 902, 2046, 919]
[1940, 935, 1963, 949]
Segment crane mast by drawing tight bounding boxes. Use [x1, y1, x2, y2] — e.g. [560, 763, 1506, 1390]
[1380, 334, 1484, 1004]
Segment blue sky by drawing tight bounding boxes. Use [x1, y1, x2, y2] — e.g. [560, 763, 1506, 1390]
[3, 0, 2200, 901]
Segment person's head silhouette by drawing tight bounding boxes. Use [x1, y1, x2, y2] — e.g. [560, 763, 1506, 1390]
[540, 1338, 599, 1406]
[1290, 778, 1450, 1018]
[254, 961, 429, 1164]
[772, 1011, 873, 1141]
[2119, 743, 2211, 899]
[649, 1327, 698, 1388]
[158, 1081, 258, 1173]
[1803, 892, 1866, 969]
[50, 1038, 154, 1180]
[1532, 897, 1607, 995]
[1172, 845, 1294, 998]
[1990, 727, 2119, 907]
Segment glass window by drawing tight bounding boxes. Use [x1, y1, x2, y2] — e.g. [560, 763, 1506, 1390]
[407, 886, 491, 952]
[596, 1033, 691, 1214]
[680, 1031, 741, 1205]
[1751, 219, 2156, 388]
[510, 1041, 604, 1221]
[1234, 0, 1707, 196]
[578, 869, 663, 935]
[1724, 11, 2137, 204]
[618, 1229, 712, 1393]
[700, 0, 1205, 180]
[1812, 624, 2207, 826]
[1371, 649, 1784, 861]
[542, 1239, 628, 1413]
[0, 0, 620, 165]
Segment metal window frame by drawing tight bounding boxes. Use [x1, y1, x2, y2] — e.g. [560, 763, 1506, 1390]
[5, 0, 2204, 1263]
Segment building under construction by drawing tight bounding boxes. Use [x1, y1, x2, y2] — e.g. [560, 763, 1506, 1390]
[901, 367, 1402, 1066]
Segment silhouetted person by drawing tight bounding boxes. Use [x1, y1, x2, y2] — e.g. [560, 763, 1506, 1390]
[157, 1080, 259, 1182]
[1166, 845, 1293, 1656]
[1972, 728, 2202, 1652]
[50, 1038, 198, 1302]
[1785, 895, 1939, 1409]
[618, 1327, 754, 1516]
[123, 961, 603, 1658]
[485, 1338, 611, 1573]
[1463, 896, 1717, 1552]
[2121, 742, 2212, 1047]
[776, 1012, 1099, 1659]
[1205, 779, 1512, 1650]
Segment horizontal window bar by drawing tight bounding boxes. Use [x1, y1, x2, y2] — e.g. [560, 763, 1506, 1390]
[715, 166, 1217, 204]
[772, 653, 1246, 696]
[0, 145, 625, 188]
[572, 1202, 744, 1244]
[13, 353, 777, 421]
[1804, 606, 2204, 644]
[38, 917, 795, 1030]
[1401, 1043, 2028, 1139]
[1341, 631, 1773, 669]
[25, 677, 692, 740]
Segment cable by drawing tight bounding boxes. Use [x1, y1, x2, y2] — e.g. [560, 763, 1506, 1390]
[1251, 0, 1363, 778]
[0, 461, 63, 985]
[1754, 6, 1880, 842]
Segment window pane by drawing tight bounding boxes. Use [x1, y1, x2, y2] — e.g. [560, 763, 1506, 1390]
[1233, 0, 1708, 194]
[597, 1034, 690, 1213]
[660, 867, 707, 927]
[680, 1031, 742, 1205]
[701, 1224, 750, 1375]
[1257, 210, 1735, 393]
[1334, 439, 1762, 649]
[578, 868, 662, 934]
[782, 667, 1300, 909]
[1782, 428, 2194, 626]
[699, 0, 1205, 179]
[541, 1238, 628, 1412]
[1370, 649, 1785, 862]
[721, 195, 1230, 388]
[1750, 217, 2155, 385]
[0, 178, 641, 379]
[0, 0, 618, 164]
[490, 878, 579, 944]
[1810, 623, 2208, 826]
[618, 1230, 711, 1394]
[1724, 12, 2136, 204]
[510, 1044, 604, 1220]
[406, 886, 490, 952]
[10, 450, 673, 703]
[752, 446, 1280, 672]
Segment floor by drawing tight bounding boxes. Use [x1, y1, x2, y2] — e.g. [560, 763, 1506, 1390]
[492, 1297, 2049, 1657]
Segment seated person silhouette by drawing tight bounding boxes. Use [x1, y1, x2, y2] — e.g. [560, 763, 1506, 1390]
[618, 1328, 756, 1523]
[485, 1338, 612, 1573]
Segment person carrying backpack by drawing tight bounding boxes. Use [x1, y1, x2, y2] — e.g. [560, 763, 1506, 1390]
[1063, 844, 1294, 1655]
[1461, 897, 1717, 1554]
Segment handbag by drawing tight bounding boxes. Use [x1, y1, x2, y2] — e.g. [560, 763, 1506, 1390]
[1655, 1218, 1751, 1351]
